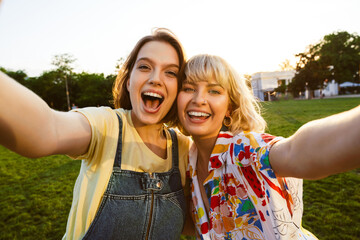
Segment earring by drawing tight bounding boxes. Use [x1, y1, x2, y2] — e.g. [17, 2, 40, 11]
[223, 115, 233, 127]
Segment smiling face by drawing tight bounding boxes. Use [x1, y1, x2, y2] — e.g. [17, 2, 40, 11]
[127, 41, 179, 127]
[177, 79, 231, 140]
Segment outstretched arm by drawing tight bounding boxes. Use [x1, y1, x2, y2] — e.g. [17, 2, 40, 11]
[269, 105, 360, 179]
[0, 71, 91, 158]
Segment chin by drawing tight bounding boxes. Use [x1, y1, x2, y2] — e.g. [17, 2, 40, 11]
[144, 114, 166, 125]
[184, 129, 205, 138]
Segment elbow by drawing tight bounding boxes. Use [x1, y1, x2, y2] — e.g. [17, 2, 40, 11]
[15, 145, 53, 158]
[0, 144, 48, 159]
[7, 137, 57, 159]
[19, 150, 49, 159]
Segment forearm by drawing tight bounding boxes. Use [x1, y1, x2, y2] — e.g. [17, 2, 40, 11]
[0, 71, 60, 157]
[271, 105, 360, 179]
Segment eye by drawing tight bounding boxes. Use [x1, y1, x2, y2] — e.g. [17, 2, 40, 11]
[209, 89, 221, 95]
[138, 64, 150, 70]
[181, 86, 195, 93]
[165, 70, 178, 77]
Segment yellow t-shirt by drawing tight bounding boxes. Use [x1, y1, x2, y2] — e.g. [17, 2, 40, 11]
[62, 107, 191, 240]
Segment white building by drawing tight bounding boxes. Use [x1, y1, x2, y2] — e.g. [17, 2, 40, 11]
[251, 70, 295, 101]
[315, 80, 339, 97]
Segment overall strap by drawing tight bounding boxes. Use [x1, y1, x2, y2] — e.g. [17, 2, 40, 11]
[168, 128, 179, 168]
[114, 113, 123, 168]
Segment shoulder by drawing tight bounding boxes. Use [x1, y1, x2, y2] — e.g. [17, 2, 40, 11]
[73, 106, 116, 122]
[232, 131, 280, 149]
[214, 131, 281, 160]
[113, 108, 134, 127]
[113, 108, 128, 120]
[72, 107, 122, 134]
[169, 128, 192, 151]
[173, 128, 192, 144]
[69, 107, 120, 161]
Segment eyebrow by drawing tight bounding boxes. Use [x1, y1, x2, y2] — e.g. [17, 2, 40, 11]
[207, 83, 223, 88]
[136, 57, 179, 69]
[184, 81, 223, 88]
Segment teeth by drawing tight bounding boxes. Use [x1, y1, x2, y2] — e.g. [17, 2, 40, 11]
[188, 111, 210, 117]
[143, 92, 163, 99]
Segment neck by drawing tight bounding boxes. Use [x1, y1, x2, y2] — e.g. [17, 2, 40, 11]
[131, 112, 167, 159]
[193, 135, 218, 167]
[136, 123, 165, 142]
[130, 111, 165, 142]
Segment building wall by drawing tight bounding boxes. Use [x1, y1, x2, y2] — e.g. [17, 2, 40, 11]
[251, 70, 295, 101]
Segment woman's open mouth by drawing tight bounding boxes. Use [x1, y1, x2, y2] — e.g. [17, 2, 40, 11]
[141, 91, 164, 112]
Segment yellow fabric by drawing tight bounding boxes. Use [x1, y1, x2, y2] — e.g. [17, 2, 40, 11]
[62, 107, 191, 240]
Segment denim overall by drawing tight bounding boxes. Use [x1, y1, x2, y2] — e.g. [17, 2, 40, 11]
[83, 115, 186, 240]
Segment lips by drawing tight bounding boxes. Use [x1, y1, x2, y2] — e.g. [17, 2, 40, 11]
[141, 91, 164, 112]
[187, 111, 211, 121]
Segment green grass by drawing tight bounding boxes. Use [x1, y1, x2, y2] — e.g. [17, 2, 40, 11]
[0, 152, 80, 240]
[262, 97, 360, 240]
[1, 97, 359, 239]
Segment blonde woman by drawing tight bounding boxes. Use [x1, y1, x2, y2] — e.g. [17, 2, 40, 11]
[177, 54, 360, 239]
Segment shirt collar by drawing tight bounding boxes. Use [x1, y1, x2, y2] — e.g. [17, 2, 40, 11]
[208, 130, 234, 171]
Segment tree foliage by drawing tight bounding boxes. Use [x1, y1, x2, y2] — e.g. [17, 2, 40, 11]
[72, 72, 115, 108]
[0, 68, 28, 86]
[289, 31, 360, 96]
[52, 53, 76, 74]
[28, 70, 68, 109]
[279, 59, 294, 71]
[51, 54, 77, 110]
[1, 53, 116, 111]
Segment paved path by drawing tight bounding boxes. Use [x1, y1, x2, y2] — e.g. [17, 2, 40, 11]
[323, 94, 360, 99]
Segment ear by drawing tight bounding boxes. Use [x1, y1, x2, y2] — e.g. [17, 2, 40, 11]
[126, 79, 130, 91]
[226, 105, 232, 117]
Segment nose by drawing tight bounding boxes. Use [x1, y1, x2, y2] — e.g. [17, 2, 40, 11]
[192, 91, 207, 105]
[148, 69, 162, 86]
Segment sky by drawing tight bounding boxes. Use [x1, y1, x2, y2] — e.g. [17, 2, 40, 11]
[0, 0, 359, 77]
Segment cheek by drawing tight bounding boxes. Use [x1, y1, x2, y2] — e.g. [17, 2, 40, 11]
[169, 82, 178, 99]
[214, 98, 230, 119]
[176, 93, 186, 111]
[177, 94, 189, 122]
[168, 79, 178, 95]
[127, 69, 138, 90]
[127, 74, 135, 92]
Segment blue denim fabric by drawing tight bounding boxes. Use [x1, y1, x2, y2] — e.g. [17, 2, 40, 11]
[83, 115, 186, 240]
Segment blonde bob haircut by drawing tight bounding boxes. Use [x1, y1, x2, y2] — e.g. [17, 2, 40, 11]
[184, 54, 266, 133]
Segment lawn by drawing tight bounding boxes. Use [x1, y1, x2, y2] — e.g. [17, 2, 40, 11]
[261, 97, 360, 240]
[1, 97, 359, 240]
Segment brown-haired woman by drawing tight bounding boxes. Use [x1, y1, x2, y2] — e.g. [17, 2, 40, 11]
[0, 28, 192, 240]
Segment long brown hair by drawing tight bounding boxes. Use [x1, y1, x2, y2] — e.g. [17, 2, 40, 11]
[112, 28, 186, 126]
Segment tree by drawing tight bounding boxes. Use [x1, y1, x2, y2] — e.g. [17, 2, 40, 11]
[290, 31, 360, 96]
[52, 53, 76, 110]
[274, 82, 287, 94]
[72, 72, 114, 108]
[279, 59, 294, 71]
[243, 74, 253, 90]
[115, 57, 125, 73]
[0, 67, 28, 86]
[318, 31, 360, 83]
[27, 70, 68, 110]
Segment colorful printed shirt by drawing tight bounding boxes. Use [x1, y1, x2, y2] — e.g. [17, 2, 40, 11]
[187, 131, 318, 240]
